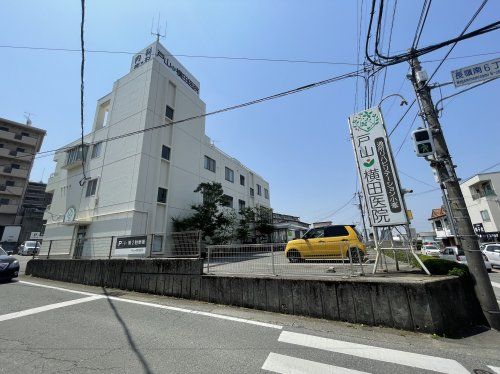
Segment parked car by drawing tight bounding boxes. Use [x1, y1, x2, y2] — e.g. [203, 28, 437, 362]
[0, 247, 19, 281]
[440, 245, 492, 272]
[482, 244, 500, 268]
[285, 225, 366, 263]
[421, 244, 440, 257]
[18, 241, 40, 256]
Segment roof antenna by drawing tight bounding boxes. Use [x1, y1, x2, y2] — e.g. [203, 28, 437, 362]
[24, 112, 35, 126]
[151, 13, 167, 43]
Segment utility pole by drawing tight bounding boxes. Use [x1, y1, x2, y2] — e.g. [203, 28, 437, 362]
[408, 54, 500, 330]
[357, 191, 369, 242]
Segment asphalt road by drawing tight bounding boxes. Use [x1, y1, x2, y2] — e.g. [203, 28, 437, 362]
[1, 275, 500, 373]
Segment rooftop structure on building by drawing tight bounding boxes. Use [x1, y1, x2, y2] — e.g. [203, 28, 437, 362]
[42, 40, 271, 258]
[272, 212, 310, 242]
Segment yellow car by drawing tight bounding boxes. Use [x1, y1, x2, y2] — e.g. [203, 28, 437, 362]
[285, 225, 366, 263]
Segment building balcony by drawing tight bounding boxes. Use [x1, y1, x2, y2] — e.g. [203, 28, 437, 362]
[435, 228, 454, 239]
[0, 147, 34, 161]
[0, 204, 19, 214]
[0, 167, 28, 179]
[0, 185, 23, 195]
[0, 131, 38, 147]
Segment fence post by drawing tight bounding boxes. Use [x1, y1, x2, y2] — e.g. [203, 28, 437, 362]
[270, 244, 276, 275]
[47, 240, 52, 259]
[356, 247, 365, 276]
[108, 236, 114, 259]
[348, 245, 354, 276]
[206, 246, 211, 274]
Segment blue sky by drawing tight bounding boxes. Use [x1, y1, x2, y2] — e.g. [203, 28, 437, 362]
[0, 0, 499, 231]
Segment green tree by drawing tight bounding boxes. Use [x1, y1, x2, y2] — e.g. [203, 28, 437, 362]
[254, 206, 274, 242]
[172, 182, 236, 244]
[236, 207, 256, 243]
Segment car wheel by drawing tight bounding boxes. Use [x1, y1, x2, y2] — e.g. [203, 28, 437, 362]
[287, 249, 301, 263]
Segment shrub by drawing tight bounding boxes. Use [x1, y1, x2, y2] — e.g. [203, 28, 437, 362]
[421, 257, 469, 277]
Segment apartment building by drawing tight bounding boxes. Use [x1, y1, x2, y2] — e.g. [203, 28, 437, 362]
[428, 207, 457, 247]
[461, 171, 500, 242]
[42, 40, 271, 258]
[18, 182, 53, 243]
[0, 117, 45, 238]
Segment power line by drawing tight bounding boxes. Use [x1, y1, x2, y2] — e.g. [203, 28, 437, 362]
[79, 0, 88, 186]
[379, 0, 397, 101]
[394, 112, 419, 156]
[0, 44, 361, 67]
[399, 169, 436, 188]
[387, 98, 416, 136]
[412, 0, 432, 49]
[20, 68, 363, 164]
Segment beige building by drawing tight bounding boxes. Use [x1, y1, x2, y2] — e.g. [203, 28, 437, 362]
[0, 117, 45, 235]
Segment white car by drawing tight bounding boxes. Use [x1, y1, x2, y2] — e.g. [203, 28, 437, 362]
[440, 246, 492, 272]
[18, 241, 40, 256]
[421, 244, 440, 257]
[482, 244, 500, 268]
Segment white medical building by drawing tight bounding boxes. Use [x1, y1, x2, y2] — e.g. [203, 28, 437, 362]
[42, 41, 271, 258]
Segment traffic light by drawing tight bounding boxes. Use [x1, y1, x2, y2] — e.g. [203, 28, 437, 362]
[412, 128, 435, 157]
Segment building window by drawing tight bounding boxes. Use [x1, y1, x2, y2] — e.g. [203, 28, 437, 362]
[264, 188, 269, 199]
[240, 175, 245, 186]
[250, 188, 254, 197]
[221, 194, 233, 208]
[21, 132, 30, 137]
[161, 145, 171, 160]
[157, 187, 167, 203]
[165, 105, 174, 120]
[0, 144, 3, 148]
[6, 180, 14, 187]
[204, 156, 216, 172]
[257, 184, 262, 196]
[85, 179, 98, 197]
[16, 147, 25, 153]
[238, 199, 245, 211]
[225, 167, 234, 183]
[0, 198, 9, 205]
[481, 210, 491, 222]
[434, 220, 443, 230]
[11, 164, 20, 169]
[0, 126, 8, 132]
[91, 142, 102, 159]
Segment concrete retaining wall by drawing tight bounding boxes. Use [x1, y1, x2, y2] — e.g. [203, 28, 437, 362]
[25, 259, 485, 335]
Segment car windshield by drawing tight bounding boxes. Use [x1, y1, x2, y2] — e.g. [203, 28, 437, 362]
[25, 241, 37, 247]
[457, 249, 465, 256]
[426, 246, 438, 250]
[0, 247, 6, 256]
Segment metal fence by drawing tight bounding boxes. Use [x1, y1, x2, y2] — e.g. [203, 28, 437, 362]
[36, 231, 202, 259]
[205, 242, 367, 277]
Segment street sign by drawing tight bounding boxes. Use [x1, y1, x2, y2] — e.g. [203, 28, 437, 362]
[115, 235, 147, 256]
[451, 57, 500, 87]
[30, 232, 42, 240]
[349, 107, 407, 227]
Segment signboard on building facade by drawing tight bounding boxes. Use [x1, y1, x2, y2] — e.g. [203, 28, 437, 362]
[130, 42, 200, 95]
[451, 57, 500, 87]
[349, 107, 407, 227]
[115, 235, 147, 256]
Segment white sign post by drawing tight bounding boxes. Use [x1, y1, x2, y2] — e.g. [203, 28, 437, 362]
[348, 107, 407, 227]
[451, 57, 500, 87]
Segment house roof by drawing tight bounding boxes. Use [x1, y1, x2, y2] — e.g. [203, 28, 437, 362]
[429, 207, 446, 220]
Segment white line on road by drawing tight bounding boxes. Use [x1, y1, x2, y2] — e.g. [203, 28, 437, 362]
[491, 281, 500, 289]
[16, 280, 283, 330]
[262, 353, 369, 374]
[19, 280, 101, 296]
[278, 331, 469, 374]
[0, 295, 104, 322]
[488, 366, 500, 374]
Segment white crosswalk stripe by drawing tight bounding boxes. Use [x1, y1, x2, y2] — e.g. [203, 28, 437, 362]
[262, 353, 370, 374]
[265, 331, 470, 374]
[488, 366, 500, 374]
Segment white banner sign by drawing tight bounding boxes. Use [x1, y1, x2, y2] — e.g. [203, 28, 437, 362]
[451, 58, 500, 87]
[349, 107, 407, 227]
[131, 42, 200, 95]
